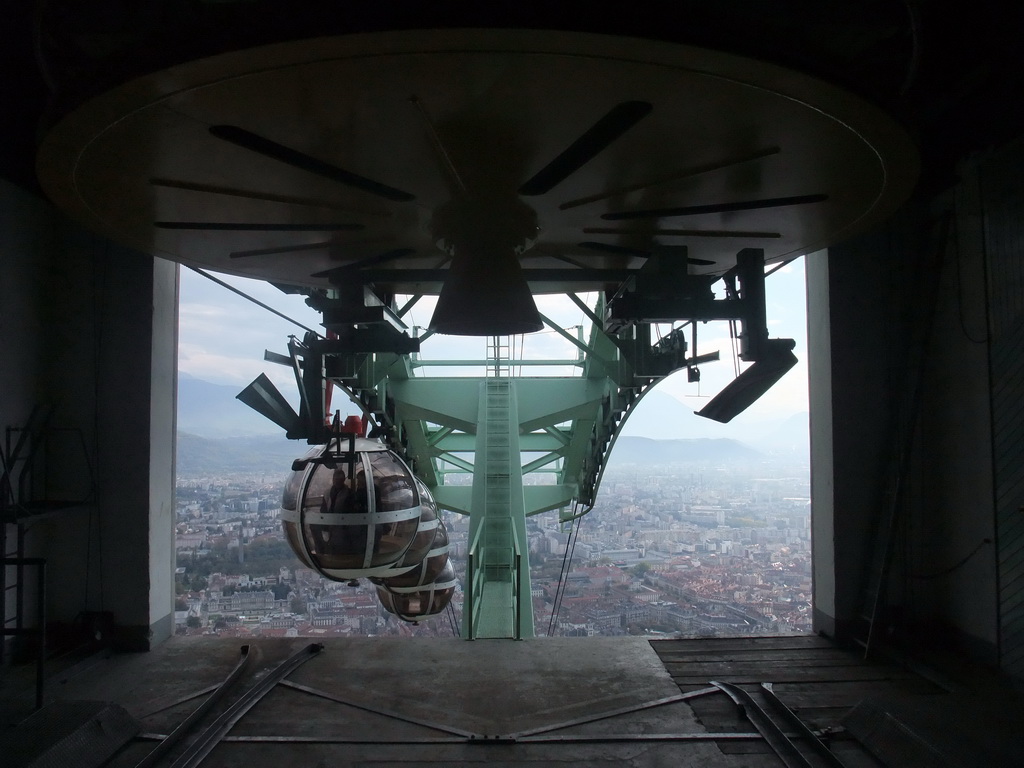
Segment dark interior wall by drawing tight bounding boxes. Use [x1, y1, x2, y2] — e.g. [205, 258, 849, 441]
[88, 237, 158, 647]
[1, 183, 52, 655]
[978, 137, 1024, 679]
[810, 139, 1024, 669]
[903, 168, 997, 663]
[0, 180, 176, 652]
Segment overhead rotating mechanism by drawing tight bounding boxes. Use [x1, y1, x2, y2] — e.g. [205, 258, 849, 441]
[37, 29, 917, 339]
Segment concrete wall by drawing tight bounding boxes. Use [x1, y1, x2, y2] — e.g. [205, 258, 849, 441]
[806, 251, 835, 630]
[149, 258, 179, 645]
[0, 180, 177, 653]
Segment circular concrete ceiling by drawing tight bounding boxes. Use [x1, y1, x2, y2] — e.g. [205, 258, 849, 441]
[37, 29, 918, 294]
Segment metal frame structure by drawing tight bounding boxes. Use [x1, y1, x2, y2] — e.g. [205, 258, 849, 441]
[2, 405, 96, 704]
[237, 248, 793, 639]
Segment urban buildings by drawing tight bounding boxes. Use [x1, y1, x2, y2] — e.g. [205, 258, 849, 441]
[174, 451, 811, 639]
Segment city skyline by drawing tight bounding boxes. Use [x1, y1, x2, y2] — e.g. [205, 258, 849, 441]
[174, 454, 811, 639]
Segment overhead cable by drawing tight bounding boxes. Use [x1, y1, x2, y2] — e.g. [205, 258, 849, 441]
[186, 265, 323, 338]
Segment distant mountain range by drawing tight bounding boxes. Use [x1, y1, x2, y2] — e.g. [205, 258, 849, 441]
[175, 374, 806, 476]
[176, 431, 765, 477]
[177, 431, 304, 476]
[178, 374, 285, 438]
[605, 436, 762, 465]
[618, 391, 808, 454]
[177, 375, 807, 445]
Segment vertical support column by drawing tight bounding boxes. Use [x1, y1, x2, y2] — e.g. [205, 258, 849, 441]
[465, 379, 533, 638]
[507, 380, 534, 639]
[807, 240, 897, 642]
[149, 257, 179, 646]
[806, 250, 837, 636]
[90, 245, 178, 649]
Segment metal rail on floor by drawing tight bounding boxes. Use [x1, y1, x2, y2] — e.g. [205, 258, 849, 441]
[136, 731, 796, 745]
[278, 680, 478, 738]
[166, 643, 322, 768]
[712, 680, 848, 768]
[506, 687, 719, 740]
[759, 682, 848, 767]
[134, 645, 253, 768]
[138, 674, 844, 756]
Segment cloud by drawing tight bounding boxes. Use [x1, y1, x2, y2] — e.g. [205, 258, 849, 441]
[178, 270, 323, 389]
[177, 344, 268, 385]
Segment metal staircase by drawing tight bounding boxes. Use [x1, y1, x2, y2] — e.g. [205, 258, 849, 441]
[465, 379, 528, 638]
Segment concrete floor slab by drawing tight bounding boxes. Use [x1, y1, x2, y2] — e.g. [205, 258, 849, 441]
[9, 630, 1024, 767]
[29, 636, 740, 767]
[279, 636, 684, 734]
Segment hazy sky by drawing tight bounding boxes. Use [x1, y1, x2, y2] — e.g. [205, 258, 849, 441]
[177, 257, 809, 429]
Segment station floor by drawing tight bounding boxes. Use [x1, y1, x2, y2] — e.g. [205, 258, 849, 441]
[3, 633, 1024, 767]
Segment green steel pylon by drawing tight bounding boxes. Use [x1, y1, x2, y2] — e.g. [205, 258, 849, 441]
[244, 249, 785, 637]
[464, 378, 531, 638]
[278, 294, 714, 637]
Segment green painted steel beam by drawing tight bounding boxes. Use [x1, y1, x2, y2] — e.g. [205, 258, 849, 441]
[429, 431, 569, 452]
[568, 292, 604, 328]
[543, 425, 572, 446]
[524, 485, 577, 516]
[516, 379, 609, 432]
[538, 313, 594, 358]
[410, 358, 583, 367]
[436, 452, 475, 473]
[396, 294, 422, 317]
[426, 425, 455, 446]
[464, 379, 534, 639]
[389, 378, 480, 431]
[521, 451, 563, 474]
[401, 419, 439, 488]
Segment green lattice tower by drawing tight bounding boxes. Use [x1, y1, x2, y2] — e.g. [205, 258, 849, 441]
[330, 296, 696, 637]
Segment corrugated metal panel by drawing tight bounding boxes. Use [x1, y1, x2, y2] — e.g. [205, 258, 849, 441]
[983, 141, 1024, 681]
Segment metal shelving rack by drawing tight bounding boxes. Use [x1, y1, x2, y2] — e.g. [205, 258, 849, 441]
[2, 406, 94, 709]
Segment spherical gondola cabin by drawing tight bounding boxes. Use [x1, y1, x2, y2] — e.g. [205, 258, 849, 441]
[375, 503, 450, 590]
[280, 437, 423, 580]
[375, 479, 442, 577]
[376, 561, 458, 622]
[280, 445, 321, 570]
